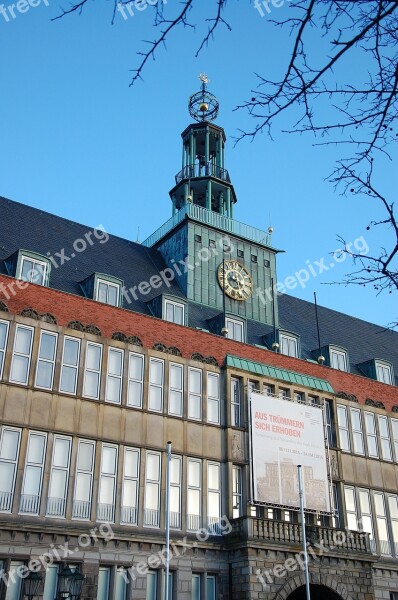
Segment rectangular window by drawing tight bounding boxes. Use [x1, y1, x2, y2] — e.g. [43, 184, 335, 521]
[0, 426, 21, 512]
[376, 362, 392, 385]
[207, 373, 220, 424]
[378, 415, 392, 461]
[374, 491, 391, 555]
[96, 278, 120, 307]
[344, 486, 358, 531]
[165, 300, 184, 325]
[358, 488, 375, 552]
[46, 435, 71, 517]
[324, 400, 336, 447]
[278, 388, 289, 400]
[35, 331, 58, 390]
[263, 384, 274, 396]
[105, 347, 124, 404]
[83, 342, 102, 399]
[294, 392, 305, 403]
[279, 334, 298, 357]
[146, 571, 158, 600]
[121, 447, 140, 525]
[43, 564, 59, 600]
[0, 320, 10, 380]
[337, 405, 351, 451]
[332, 483, 340, 528]
[97, 567, 111, 600]
[10, 324, 34, 385]
[72, 439, 96, 519]
[231, 377, 241, 427]
[330, 348, 348, 371]
[350, 408, 364, 455]
[226, 318, 244, 342]
[188, 367, 202, 420]
[144, 451, 161, 527]
[187, 458, 201, 531]
[127, 352, 144, 408]
[98, 444, 118, 522]
[168, 363, 183, 417]
[364, 412, 379, 458]
[170, 455, 182, 529]
[207, 462, 221, 534]
[59, 336, 80, 394]
[5, 561, 24, 600]
[149, 358, 164, 412]
[192, 574, 200, 600]
[391, 419, 398, 461]
[20, 256, 47, 285]
[387, 494, 398, 556]
[232, 465, 242, 519]
[115, 568, 128, 600]
[207, 575, 216, 600]
[20, 431, 47, 514]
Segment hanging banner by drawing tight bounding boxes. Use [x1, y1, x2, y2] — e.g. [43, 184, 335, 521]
[250, 391, 330, 512]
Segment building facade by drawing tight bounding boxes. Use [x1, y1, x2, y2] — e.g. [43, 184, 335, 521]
[0, 79, 398, 600]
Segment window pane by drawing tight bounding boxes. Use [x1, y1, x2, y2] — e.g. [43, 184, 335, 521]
[43, 565, 59, 600]
[147, 454, 160, 480]
[40, 333, 56, 360]
[1, 430, 20, 461]
[97, 567, 110, 600]
[189, 461, 200, 487]
[109, 349, 123, 375]
[78, 443, 95, 471]
[129, 354, 143, 380]
[208, 464, 220, 490]
[102, 447, 117, 475]
[29, 435, 46, 464]
[124, 450, 139, 478]
[14, 327, 31, 355]
[64, 339, 79, 366]
[60, 366, 77, 393]
[53, 438, 70, 468]
[107, 285, 118, 307]
[87, 345, 101, 370]
[150, 359, 163, 385]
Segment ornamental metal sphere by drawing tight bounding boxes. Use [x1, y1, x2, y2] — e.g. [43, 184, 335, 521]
[189, 74, 219, 122]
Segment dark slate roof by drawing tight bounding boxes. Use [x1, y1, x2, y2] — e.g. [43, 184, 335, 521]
[1, 195, 397, 385]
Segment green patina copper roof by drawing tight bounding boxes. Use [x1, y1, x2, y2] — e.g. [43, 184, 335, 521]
[226, 355, 334, 394]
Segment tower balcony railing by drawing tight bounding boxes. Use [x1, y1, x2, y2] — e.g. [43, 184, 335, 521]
[175, 162, 231, 184]
[142, 204, 272, 248]
[230, 517, 373, 555]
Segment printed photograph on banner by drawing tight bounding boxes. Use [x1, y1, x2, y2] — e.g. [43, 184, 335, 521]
[251, 391, 330, 512]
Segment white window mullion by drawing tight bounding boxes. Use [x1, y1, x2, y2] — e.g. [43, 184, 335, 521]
[350, 408, 364, 455]
[0, 320, 10, 380]
[127, 352, 144, 408]
[20, 431, 47, 514]
[364, 412, 379, 458]
[121, 447, 140, 525]
[46, 435, 72, 517]
[231, 377, 241, 427]
[72, 439, 96, 519]
[10, 324, 34, 385]
[337, 405, 351, 451]
[0, 426, 21, 512]
[83, 342, 102, 399]
[105, 347, 124, 404]
[207, 462, 221, 534]
[378, 415, 392, 461]
[35, 331, 58, 390]
[207, 372, 220, 425]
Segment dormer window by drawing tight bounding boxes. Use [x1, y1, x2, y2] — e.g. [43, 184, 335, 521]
[4, 251, 51, 286]
[375, 361, 393, 385]
[164, 299, 185, 325]
[96, 278, 120, 307]
[225, 317, 245, 342]
[279, 332, 299, 358]
[330, 347, 348, 372]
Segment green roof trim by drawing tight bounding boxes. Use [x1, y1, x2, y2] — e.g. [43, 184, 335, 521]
[226, 355, 334, 394]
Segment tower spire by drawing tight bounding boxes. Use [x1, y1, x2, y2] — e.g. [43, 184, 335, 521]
[169, 75, 237, 218]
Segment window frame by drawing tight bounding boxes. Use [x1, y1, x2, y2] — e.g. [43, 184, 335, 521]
[375, 361, 393, 385]
[279, 332, 299, 357]
[207, 461, 221, 534]
[0, 425, 22, 513]
[59, 335, 81, 395]
[127, 352, 144, 408]
[9, 324, 34, 385]
[19, 430, 48, 515]
[35, 330, 58, 390]
[72, 439, 96, 520]
[231, 377, 242, 427]
[336, 404, 351, 452]
[82, 341, 103, 400]
[46, 434, 72, 518]
[232, 465, 242, 519]
[188, 367, 202, 421]
[330, 347, 348, 372]
[148, 357, 164, 413]
[121, 446, 140, 526]
[164, 299, 185, 325]
[207, 372, 220, 425]
[95, 277, 121, 307]
[105, 347, 124, 404]
[0, 319, 10, 380]
[378, 415, 393, 462]
[170, 455, 182, 530]
[143, 450, 161, 528]
[187, 457, 202, 531]
[18, 253, 50, 286]
[364, 411, 379, 458]
[225, 317, 245, 342]
[168, 362, 184, 417]
[350, 407, 365, 455]
[97, 443, 118, 523]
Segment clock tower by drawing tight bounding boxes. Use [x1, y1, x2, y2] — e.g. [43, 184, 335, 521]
[143, 76, 281, 333]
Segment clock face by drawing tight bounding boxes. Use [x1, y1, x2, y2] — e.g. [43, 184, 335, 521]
[218, 260, 253, 301]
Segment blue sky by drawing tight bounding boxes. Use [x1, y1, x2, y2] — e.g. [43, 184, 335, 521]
[0, 0, 396, 327]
